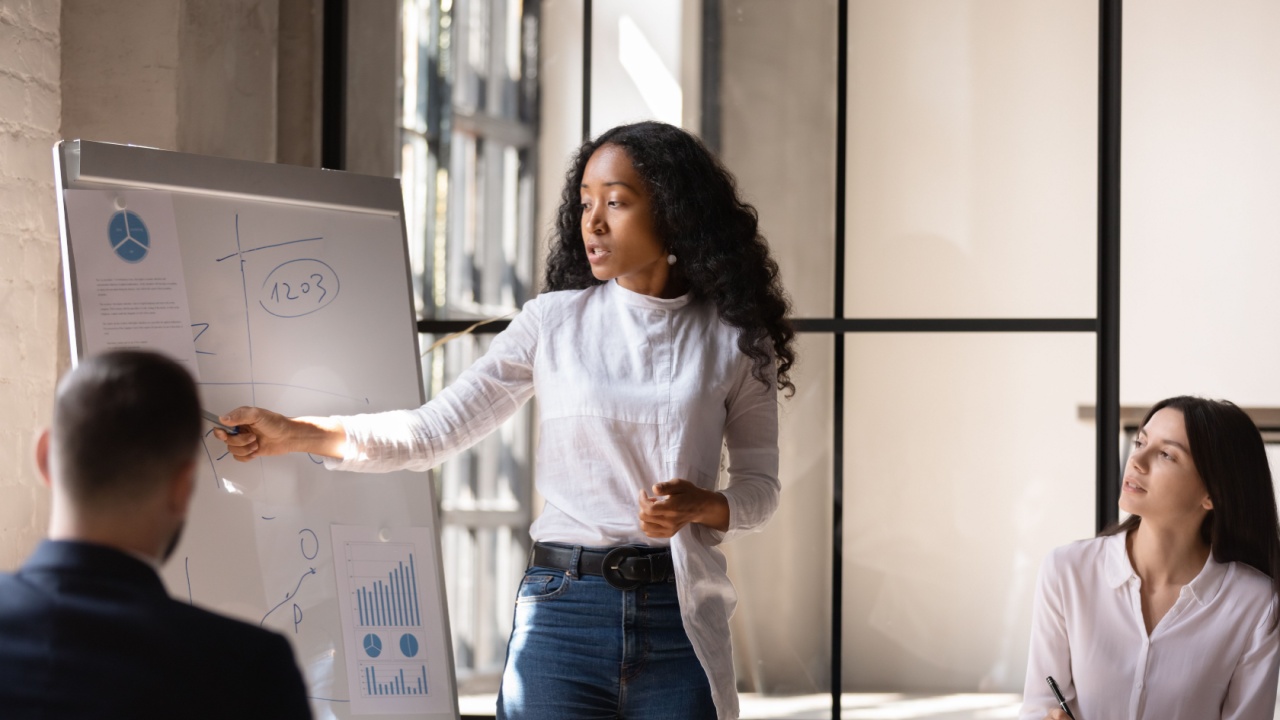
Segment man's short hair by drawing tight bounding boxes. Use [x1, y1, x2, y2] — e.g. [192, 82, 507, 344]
[52, 350, 201, 505]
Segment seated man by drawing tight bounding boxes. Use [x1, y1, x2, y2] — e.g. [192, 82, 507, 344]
[0, 350, 312, 719]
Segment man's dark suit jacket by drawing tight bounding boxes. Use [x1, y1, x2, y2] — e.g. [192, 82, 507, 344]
[0, 540, 313, 719]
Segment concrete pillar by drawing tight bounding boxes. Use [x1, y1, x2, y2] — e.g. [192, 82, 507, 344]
[345, 0, 397, 177]
[0, 0, 62, 569]
[61, 0, 280, 163]
[177, 0, 280, 161]
[277, 0, 322, 167]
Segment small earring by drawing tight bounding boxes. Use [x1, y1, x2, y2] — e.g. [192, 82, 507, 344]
[667, 253, 677, 266]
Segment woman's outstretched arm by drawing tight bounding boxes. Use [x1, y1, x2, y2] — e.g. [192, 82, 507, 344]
[216, 407, 346, 460]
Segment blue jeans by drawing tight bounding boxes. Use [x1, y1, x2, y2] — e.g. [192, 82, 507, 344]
[496, 559, 716, 720]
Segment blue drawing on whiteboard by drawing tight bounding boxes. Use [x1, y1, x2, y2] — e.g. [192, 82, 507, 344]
[400, 633, 420, 658]
[260, 258, 340, 318]
[191, 323, 216, 355]
[201, 380, 368, 405]
[108, 210, 150, 263]
[261, 566, 317, 627]
[299, 528, 320, 560]
[363, 633, 383, 658]
[199, 429, 222, 489]
[215, 236, 323, 263]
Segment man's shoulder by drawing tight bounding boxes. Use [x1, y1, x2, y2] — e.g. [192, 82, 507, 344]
[160, 596, 295, 652]
[0, 575, 309, 719]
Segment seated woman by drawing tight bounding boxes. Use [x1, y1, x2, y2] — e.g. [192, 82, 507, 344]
[1021, 396, 1280, 720]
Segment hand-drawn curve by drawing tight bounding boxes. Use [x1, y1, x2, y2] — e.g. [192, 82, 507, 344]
[261, 567, 317, 626]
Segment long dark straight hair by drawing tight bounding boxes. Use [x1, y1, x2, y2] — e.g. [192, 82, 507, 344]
[1102, 396, 1280, 605]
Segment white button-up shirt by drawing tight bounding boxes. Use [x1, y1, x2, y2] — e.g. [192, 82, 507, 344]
[327, 280, 781, 719]
[1020, 532, 1279, 720]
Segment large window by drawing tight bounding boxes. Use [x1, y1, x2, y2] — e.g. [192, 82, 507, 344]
[399, 0, 540, 692]
[397, 0, 1138, 717]
[566, 1, 1111, 717]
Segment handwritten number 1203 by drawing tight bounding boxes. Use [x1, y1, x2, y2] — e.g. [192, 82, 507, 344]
[270, 274, 327, 304]
[259, 258, 340, 318]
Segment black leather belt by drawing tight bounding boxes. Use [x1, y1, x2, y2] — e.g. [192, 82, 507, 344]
[529, 541, 674, 590]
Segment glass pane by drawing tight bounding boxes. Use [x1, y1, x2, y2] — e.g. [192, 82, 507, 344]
[405, 0, 539, 712]
[453, 0, 490, 116]
[442, 132, 534, 316]
[400, 134, 433, 314]
[441, 525, 524, 680]
[422, 330, 532, 694]
[1120, 0, 1280, 405]
[719, 0, 838, 319]
[401, 0, 453, 319]
[589, 0, 687, 134]
[843, 334, 1095, 705]
[728, 333, 833, 718]
[421, 331, 532, 511]
[451, 0, 524, 119]
[845, 0, 1097, 318]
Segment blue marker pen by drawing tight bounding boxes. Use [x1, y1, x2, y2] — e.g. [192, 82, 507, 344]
[201, 409, 240, 435]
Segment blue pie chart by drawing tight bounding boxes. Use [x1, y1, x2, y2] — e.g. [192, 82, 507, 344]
[108, 210, 150, 263]
[363, 633, 383, 658]
[400, 633, 419, 658]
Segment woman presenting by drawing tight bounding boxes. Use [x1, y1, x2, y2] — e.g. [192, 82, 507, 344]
[1021, 396, 1280, 720]
[216, 121, 796, 720]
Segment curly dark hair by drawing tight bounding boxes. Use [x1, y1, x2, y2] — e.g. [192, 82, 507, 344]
[545, 121, 796, 396]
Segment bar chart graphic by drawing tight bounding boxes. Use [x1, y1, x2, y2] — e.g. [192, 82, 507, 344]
[360, 662, 429, 696]
[348, 542, 421, 628]
[332, 524, 451, 715]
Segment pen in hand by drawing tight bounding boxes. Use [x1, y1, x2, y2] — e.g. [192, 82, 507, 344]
[201, 409, 240, 436]
[1046, 676, 1077, 720]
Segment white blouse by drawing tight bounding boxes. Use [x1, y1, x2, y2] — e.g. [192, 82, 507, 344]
[1020, 532, 1280, 720]
[326, 279, 782, 719]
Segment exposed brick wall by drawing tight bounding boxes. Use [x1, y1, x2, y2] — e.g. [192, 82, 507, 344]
[0, 0, 61, 570]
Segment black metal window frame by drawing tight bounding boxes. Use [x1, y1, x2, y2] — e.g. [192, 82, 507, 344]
[371, 1, 1123, 716]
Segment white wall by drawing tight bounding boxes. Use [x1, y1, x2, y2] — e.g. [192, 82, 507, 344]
[717, 0, 837, 694]
[842, 0, 1098, 692]
[846, 0, 1097, 320]
[1121, 0, 1280, 406]
[0, 0, 61, 570]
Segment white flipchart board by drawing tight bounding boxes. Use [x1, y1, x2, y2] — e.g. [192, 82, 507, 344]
[53, 140, 459, 720]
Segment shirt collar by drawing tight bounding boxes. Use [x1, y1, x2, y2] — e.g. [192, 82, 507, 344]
[607, 278, 692, 310]
[1185, 550, 1228, 605]
[1103, 531, 1134, 589]
[1103, 529, 1228, 605]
